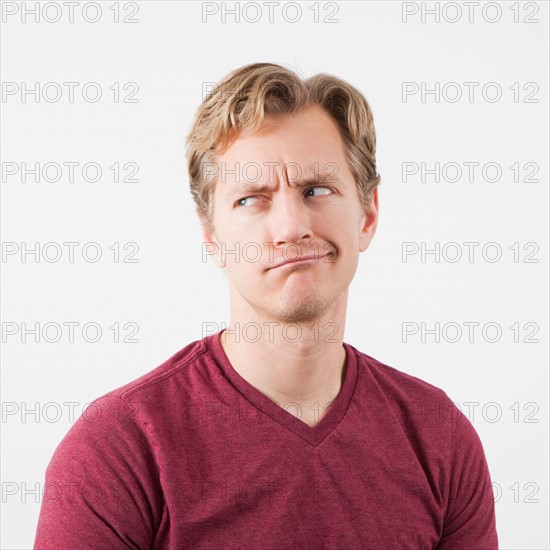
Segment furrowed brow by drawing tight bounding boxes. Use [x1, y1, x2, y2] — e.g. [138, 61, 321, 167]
[225, 183, 273, 202]
[225, 172, 341, 202]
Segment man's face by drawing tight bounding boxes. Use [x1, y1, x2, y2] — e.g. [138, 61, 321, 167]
[201, 104, 378, 324]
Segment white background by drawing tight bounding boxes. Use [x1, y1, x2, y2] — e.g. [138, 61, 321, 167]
[1, 1, 548, 548]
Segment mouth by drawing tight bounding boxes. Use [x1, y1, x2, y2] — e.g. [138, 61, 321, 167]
[270, 253, 328, 270]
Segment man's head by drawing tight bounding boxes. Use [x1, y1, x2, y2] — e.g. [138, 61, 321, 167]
[187, 63, 380, 236]
[186, 63, 380, 324]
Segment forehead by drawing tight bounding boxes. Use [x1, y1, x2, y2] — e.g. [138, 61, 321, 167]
[217, 105, 349, 171]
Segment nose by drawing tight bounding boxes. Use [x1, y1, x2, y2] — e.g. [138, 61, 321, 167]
[269, 189, 313, 248]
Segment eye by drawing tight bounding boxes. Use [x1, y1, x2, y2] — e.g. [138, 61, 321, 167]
[305, 186, 333, 197]
[235, 196, 260, 207]
[235, 187, 334, 208]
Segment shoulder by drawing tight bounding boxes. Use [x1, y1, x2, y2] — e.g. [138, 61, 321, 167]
[79, 336, 211, 429]
[348, 344, 478, 442]
[349, 346, 492, 483]
[351, 344, 453, 406]
[51, 337, 210, 457]
[101, 336, 208, 403]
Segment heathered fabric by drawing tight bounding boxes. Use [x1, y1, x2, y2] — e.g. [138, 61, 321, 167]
[34, 330, 498, 549]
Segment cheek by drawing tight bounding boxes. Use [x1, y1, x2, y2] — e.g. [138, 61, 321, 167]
[332, 225, 359, 252]
[225, 245, 258, 274]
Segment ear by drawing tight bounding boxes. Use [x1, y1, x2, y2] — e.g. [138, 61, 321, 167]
[358, 186, 379, 253]
[197, 207, 226, 269]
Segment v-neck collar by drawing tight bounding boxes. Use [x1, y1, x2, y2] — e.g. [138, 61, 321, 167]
[205, 329, 358, 447]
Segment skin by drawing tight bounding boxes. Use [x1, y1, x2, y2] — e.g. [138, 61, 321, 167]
[199, 104, 379, 427]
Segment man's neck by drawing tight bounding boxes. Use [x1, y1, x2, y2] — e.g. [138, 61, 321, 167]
[219, 313, 348, 427]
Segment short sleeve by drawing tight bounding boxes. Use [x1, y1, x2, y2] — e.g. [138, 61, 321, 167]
[34, 394, 163, 549]
[436, 406, 498, 549]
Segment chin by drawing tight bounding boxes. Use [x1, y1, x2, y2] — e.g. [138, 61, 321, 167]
[272, 296, 329, 324]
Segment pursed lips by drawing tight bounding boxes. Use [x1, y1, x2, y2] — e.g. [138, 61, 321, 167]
[269, 253, 328, 270]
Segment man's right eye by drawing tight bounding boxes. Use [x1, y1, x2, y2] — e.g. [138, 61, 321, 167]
[235, 196, 259, 207]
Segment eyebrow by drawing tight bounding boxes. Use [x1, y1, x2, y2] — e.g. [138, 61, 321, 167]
[225, 172, 342, 202]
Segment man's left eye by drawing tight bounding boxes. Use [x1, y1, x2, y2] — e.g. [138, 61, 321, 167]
[306, 186, 333, 197]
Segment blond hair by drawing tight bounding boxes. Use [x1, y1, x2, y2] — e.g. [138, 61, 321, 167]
[186, 62, 381, 234]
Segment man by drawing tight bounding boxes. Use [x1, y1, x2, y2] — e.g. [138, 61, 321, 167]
[35, 63, 498, 548]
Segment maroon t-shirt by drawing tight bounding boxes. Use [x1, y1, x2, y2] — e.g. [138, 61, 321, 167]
[34, 330, 498, 549]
